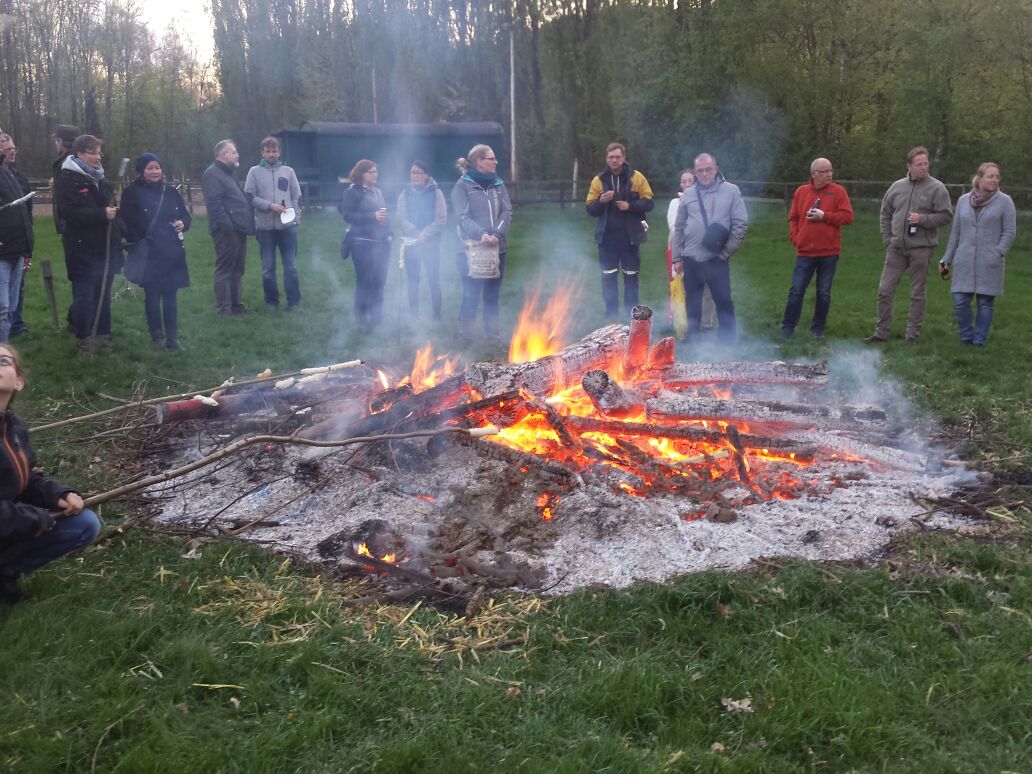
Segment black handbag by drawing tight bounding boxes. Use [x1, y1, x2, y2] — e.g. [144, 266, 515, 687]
[695, 184, 731, 255]
[124, 186, 166, 285]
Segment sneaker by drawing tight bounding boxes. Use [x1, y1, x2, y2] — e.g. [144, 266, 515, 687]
[811, 330, 825, 340]
[230, 306, 248, 316]
[151, 333, 165, 350]
[165, 339, 182, 351]
[864, 334, 888, 343]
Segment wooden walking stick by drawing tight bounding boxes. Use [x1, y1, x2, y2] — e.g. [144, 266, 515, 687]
[39, 260, 59, 328]
[91, 157, 130, 341]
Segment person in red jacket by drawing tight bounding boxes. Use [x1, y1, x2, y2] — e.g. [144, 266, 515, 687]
[780, 157, 854, 338]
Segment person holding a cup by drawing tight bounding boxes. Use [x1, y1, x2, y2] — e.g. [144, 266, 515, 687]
[244, 136, 303, 311]
[340, 159, 391, 328]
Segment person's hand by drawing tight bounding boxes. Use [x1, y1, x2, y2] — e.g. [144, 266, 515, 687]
[269, 203, 287, 214]
[806, 208, 825, 221]
[599, 190, 615, 203]
[481, 233, 499, 245]
[105, 207, 117, 220]
[56, 492, 84, 517]
[171, 220, 185, 232]
[615, 200, 630, 211]
[907, 211, 922, 226]
[671, 259, 683, 276]
[23, 255, 31, 271]
[375, 208, 388, 224]
[719, 253, 730, 262]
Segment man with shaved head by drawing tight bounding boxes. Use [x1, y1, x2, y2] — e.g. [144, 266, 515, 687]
[671, 153, 749, 342]
[780, 157, 854, 339]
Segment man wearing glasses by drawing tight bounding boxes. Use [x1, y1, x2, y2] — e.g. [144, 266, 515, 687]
[586, 143, 655, 319]
[780, 158, 854, 339]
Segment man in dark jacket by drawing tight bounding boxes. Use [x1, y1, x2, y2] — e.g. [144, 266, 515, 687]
[54, 134, 120, 355]
[0, 134, 33, 342]
[0, 133, 31, 336]
[585, 143, 655, 318]
[202, 139, 255, 316]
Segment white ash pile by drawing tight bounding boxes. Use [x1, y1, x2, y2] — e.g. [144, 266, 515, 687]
[144, 305, 980, 599]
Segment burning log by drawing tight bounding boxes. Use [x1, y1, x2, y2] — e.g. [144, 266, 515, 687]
[520, 391, 580, 449]
[654, 360, 829, 388]
[563, 416, 819, 462]
[645, 396, 886, 430]
[623, 305, 653, 376]
[581, 370, 643, 419]
[647, 337, 677, 369]
[465, 324, 629, 397]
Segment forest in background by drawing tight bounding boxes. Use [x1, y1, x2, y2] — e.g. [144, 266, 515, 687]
[2, 0, 1031, 187]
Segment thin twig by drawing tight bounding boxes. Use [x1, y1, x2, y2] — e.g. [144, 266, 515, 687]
[81, 427, 496, 509]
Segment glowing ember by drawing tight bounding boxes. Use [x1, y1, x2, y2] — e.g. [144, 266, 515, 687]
[536, 493, 557, 521]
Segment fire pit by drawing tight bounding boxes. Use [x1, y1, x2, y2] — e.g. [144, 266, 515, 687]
[146, 294, 976, 599]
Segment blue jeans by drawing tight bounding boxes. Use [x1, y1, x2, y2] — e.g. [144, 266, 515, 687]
[256, 228, 300, 307]
[781, 255, 839, 336]
[458, 251, 506, 337]
[952, 292, 995, 345]
[0, 509, 101, 575]
[0, 257, 26, 342]
[10, 269, 27, 335]
[683, 257, 735, 342]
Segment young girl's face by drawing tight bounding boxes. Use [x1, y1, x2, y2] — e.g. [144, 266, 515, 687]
[0, 346, 24, 404]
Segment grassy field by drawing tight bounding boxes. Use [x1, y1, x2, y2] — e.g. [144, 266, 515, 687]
[1, 204, 1030, 772]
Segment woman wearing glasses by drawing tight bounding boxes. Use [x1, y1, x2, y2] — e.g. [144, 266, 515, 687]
[53, 134, 121, 356]
[340, 159, 391, 328]
[451, 145, 511, 349]
[0, 344, 100, 604]
[396, 160, 447, 320]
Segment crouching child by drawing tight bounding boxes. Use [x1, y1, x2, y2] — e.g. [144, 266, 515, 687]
[0, 344, 100, 604]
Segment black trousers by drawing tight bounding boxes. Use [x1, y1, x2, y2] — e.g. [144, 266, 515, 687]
[71, 272, 113, 339]
[351, 239, 390, 326]
[598, 232, 640, 317]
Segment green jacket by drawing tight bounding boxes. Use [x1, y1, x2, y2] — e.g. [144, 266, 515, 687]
[879, 174, 953, 250]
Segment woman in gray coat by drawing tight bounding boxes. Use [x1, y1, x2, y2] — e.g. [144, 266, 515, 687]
[940, 163, 1016, 346]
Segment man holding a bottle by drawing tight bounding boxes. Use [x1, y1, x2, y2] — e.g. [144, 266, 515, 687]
[780, 157, 854, 339]
[866, 146, 952, 344]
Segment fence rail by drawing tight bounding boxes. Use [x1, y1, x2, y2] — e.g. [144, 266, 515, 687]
[22, 177, 1032, 212]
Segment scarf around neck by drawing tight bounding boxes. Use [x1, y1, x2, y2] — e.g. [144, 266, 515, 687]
[969, 185, 998, 210]
[72, 156, 105, 182]
[259, 159, 282, 168]
[468, 168, 499, 188]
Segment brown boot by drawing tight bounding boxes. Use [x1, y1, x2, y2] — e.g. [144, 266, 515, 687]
[98, 335, 114, 354]
[75, 337, 94, 357]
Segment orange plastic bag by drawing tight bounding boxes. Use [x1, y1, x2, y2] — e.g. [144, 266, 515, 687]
[670, 275, 688, 340]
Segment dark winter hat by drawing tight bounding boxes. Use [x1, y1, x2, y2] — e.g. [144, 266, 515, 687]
[52, 124, 80, 143]
[135, 152, 161, 174]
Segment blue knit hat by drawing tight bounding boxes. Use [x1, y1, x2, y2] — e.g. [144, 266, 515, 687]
[136, 152, 161, 174]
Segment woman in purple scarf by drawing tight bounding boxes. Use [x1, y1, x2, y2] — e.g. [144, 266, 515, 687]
[939, 163, 1017, 346]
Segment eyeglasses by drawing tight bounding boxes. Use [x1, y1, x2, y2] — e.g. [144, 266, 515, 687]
[814, 168, 833, 174]
[482, 157, 498, 162]
[0, 355, 17, 368]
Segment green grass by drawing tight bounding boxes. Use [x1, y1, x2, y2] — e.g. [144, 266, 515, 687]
[2, 205, 1031, 772]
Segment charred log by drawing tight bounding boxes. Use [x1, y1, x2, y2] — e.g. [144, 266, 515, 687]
[623, 305, 653, 376]
[581, 370, 643, 418]
[646, 396, 886, 430]
[654, 360, 828, 388]
[465, 324, 629, 397]
[646, 337, 677, 369]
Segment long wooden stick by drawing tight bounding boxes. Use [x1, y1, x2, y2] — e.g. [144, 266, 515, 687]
[81, 426, 498, 508]
[30, 363, 363, 434]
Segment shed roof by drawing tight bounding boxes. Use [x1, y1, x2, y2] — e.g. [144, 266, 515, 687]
[294, 121, 504, 137]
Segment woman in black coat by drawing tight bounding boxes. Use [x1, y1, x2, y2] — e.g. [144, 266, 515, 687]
[340, 159, 391, 328]
[53, 134, 121, 355]
[120, 153, 191, 350]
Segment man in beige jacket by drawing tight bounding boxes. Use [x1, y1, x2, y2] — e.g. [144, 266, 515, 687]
[866, 146, 953, 343]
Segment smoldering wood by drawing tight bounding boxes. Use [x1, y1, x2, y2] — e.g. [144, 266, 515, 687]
[519, 391, 580, 449]
[563, 416, 819, 462]
[581, 370, 643, 418]
[623, 305, 653, 376]
[455, 435, 581, 484]
[790, 430, 928, 472]
[646, 337, 677, 369]
[654, 360, 829, 388]
[464, 323, 629, 397]
[646, 396, 886, 429]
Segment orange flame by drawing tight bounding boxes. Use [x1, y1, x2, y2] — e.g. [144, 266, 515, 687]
[508, 284, 578, 363]
[536, 493, 557, 521]
[400, 345, 460, 392]
[355, 542, 397, 564]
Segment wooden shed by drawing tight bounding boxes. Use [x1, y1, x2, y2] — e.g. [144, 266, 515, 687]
[274, 121, 506, 203]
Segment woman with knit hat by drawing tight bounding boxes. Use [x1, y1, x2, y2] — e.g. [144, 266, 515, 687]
[120, 153, 192, 349]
